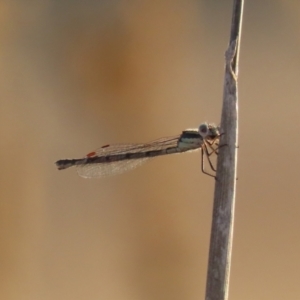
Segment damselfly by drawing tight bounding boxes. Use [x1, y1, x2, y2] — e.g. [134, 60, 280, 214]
[55, 122, 220, 178]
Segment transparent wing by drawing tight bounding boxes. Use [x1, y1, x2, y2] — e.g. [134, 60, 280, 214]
[94, 136, 180, 155]
[77, 157, 149, 178]
[77, 135, 180, 178]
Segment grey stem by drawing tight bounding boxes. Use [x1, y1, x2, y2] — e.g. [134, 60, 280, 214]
[205, 1, 244, 300]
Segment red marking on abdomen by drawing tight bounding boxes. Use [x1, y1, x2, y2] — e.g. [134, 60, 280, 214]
[101, 144, 110, 148]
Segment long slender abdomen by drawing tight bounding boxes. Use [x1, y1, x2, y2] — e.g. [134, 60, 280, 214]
[56, 159, 84, 170]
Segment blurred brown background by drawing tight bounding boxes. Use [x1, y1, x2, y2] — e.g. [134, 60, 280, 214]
[1, 1, 300, 299]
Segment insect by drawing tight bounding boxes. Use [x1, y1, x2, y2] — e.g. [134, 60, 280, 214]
[55, 123, 220, 178]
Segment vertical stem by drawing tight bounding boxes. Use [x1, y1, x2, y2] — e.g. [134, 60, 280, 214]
[205, 1, 244, 300]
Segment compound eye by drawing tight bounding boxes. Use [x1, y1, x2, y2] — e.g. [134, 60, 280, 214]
[198, 123, 209, 138]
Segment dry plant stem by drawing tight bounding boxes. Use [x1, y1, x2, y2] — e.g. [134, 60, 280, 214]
[205, 39, 238, 300]
[205, 1, 243, 300]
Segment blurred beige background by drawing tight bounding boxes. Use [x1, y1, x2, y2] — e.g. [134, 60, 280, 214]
[1, 1, 300, 299]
